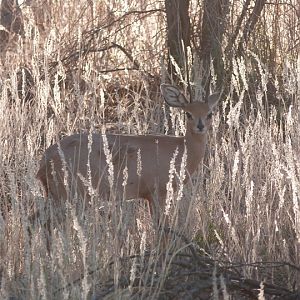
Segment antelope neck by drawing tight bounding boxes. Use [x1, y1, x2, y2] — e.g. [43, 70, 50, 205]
[184, 130, 207, 173]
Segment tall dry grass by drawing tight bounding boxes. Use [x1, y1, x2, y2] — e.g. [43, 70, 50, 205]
[0, 0, 299, 299]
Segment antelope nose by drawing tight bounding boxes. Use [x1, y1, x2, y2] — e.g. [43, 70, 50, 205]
[197, 120, 204, 131]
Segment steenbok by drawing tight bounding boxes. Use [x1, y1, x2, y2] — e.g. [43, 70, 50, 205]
[36, 84, 219, 233]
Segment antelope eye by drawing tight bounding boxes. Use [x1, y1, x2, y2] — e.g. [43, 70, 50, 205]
[207, 112, 213, 119]
[186, 112, 193, 119]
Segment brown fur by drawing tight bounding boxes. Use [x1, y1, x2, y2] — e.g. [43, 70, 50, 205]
[36, 85, 219, 230]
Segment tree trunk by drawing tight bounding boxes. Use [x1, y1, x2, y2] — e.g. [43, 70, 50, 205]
[164, 0, 191, 83]
[0, 0, 24, 35]
[200, 0, 229, 95]
[238, 0, 266, 53]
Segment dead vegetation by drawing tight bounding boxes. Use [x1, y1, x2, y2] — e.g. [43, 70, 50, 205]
[0, 0, 299, 299]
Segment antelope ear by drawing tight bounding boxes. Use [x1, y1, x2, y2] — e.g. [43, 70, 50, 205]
[160, 84, 188, 108]
[207, 93, 220, 110]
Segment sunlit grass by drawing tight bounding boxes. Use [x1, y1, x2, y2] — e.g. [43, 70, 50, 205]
[0, 0, 299, 299]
